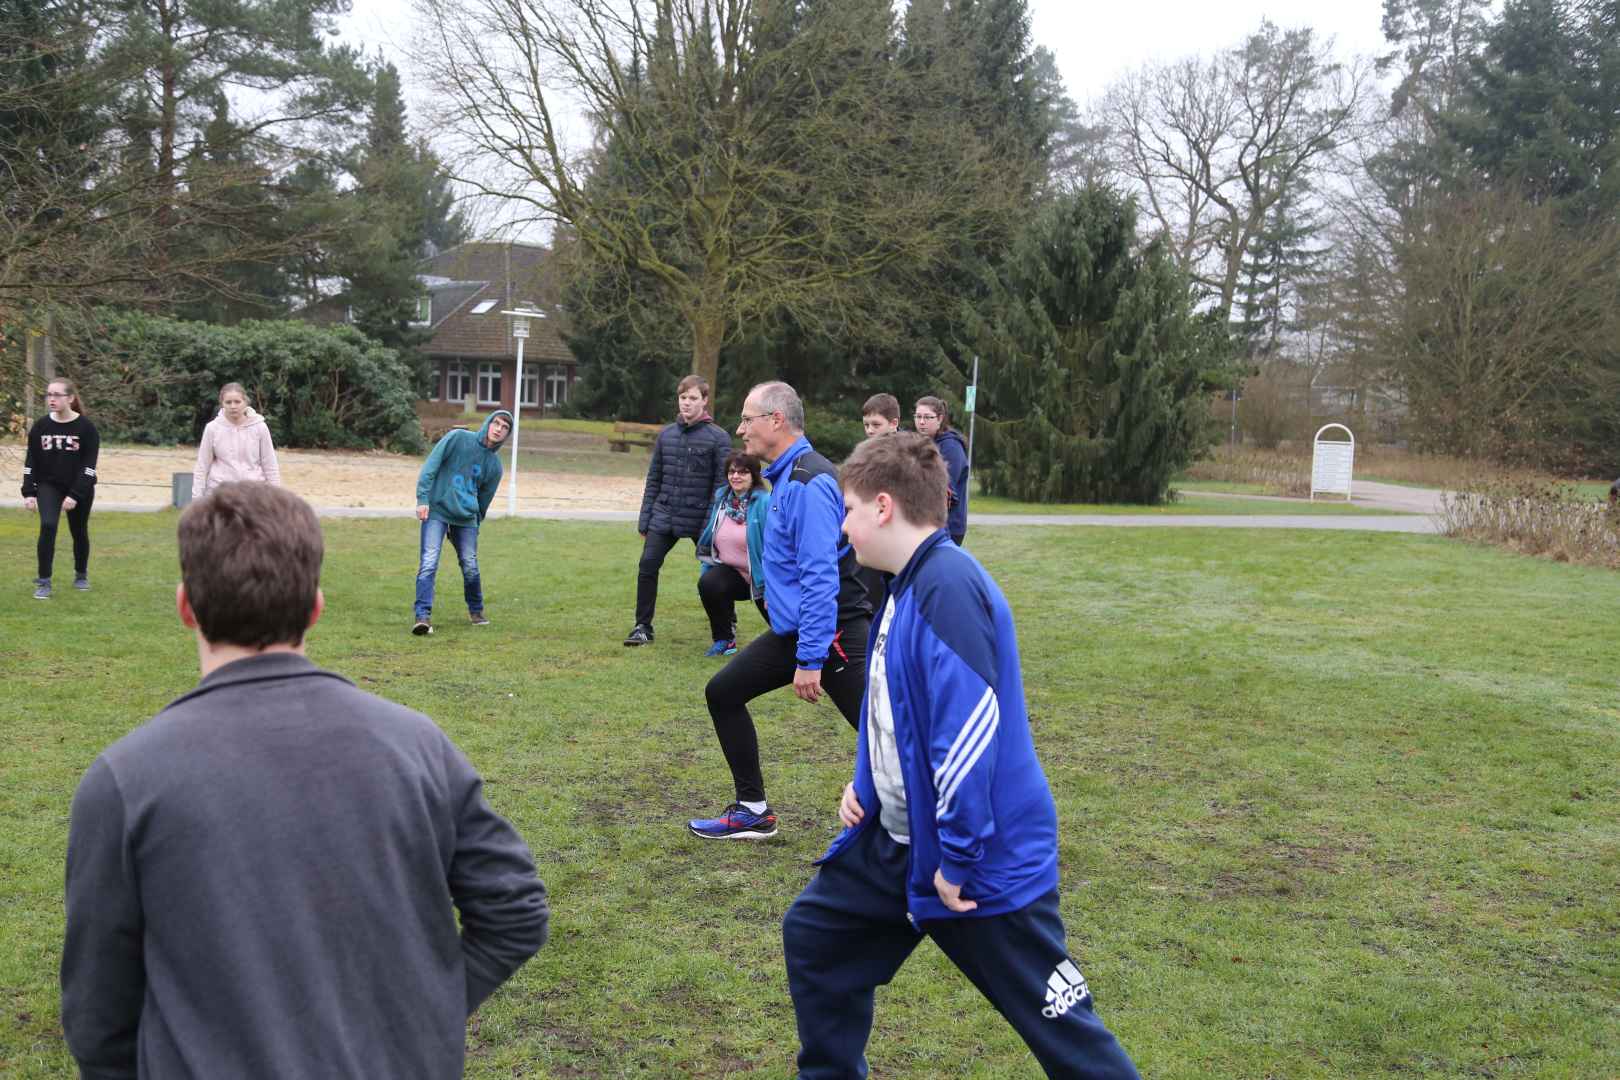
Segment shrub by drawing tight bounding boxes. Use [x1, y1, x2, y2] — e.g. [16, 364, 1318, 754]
[57, 310, 425, 453]
[1436, 478, 1620, 569]
[1237, 366, 1309, 449]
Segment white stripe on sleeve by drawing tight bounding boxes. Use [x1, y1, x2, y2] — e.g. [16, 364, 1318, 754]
[935, 691, 1000, 815]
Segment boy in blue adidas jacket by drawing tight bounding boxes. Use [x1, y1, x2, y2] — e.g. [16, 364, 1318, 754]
[782, 433, 1139, 1080]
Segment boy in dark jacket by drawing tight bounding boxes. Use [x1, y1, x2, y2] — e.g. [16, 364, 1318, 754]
[62, 483, 548, 1080]
[782, 433, 1138, 1080]
[413, 410, 510, 635]
[624, 374, 733, 646]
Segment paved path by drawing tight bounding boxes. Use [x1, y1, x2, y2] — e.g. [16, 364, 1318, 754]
[969, 512, 1437, 533]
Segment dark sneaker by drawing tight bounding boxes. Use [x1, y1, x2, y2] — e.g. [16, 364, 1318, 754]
[469, 612, 491, 626]
[689, 803, 778, 840]
[623, 623, 654, 646]
[412, 620, 433, 636]
[704, 639, 737, 657]
[33, 579, 51, 600]
[73, 576, 90, 591]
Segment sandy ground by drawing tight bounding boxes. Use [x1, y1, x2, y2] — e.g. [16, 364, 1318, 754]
[0, 443, 644, 511]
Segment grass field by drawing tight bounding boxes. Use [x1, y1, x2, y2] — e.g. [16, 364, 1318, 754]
[2, 511, 1617, 1078]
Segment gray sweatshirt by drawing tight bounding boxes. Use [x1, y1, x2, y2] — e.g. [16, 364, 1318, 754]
[61, 653, 549, 1079]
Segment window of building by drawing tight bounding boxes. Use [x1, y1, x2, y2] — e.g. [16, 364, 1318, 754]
[411, 295, 432, 326]
[478, 362, 503, 405]
[444, 360, 472, 403]
[545, 367, 570, 407]
[470, 299, 497, 315]
[520, 365, 540, 408]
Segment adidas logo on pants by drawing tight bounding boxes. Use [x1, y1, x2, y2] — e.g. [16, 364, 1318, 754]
[1042, 959, 1092, 1019]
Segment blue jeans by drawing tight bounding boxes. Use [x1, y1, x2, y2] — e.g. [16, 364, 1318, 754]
[414, 518, 482, 621]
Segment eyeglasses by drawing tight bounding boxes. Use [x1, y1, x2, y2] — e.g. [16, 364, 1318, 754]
[914, 413, 938, 421]
[726, 468, 751, 476]
[738, 411, 775, 427]
[46, 391, 70, 398]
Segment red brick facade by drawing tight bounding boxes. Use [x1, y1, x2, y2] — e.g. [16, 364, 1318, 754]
[417, 242, 577, 415]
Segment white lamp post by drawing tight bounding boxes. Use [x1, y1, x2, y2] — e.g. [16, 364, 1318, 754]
[500, 307, 546, 517]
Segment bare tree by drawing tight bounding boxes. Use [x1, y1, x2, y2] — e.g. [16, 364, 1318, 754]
[1096, 20, 1372, 313]
[1369, 186, 1620, 460]
[411, 0, 1012, 391]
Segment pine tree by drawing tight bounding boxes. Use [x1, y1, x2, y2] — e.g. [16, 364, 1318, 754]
[965, 186, 1235, 504]
[1447, 0, 1620, 217]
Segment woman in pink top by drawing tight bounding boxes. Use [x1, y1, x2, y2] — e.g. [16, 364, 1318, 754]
[695, 451, 770, 657]
[192, 383, 282, 496]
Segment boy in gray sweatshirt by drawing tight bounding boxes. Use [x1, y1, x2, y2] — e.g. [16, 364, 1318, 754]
[61, 482, 548, 1079]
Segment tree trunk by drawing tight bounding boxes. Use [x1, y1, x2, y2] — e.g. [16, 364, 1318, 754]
[690, 309, 724, 396]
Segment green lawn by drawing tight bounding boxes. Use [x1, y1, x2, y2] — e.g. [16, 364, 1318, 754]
[2, 512, 1617, 1078]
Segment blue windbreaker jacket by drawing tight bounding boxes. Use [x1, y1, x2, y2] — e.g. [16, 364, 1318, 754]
[696, 485, 770, 602]
[817, 530, 1060, 924]
[760, 436, 850, 670]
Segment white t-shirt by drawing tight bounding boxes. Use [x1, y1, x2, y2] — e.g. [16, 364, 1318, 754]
[867, 596, 909, 843]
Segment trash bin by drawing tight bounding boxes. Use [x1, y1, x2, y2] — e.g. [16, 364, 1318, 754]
[172, 472, 193, 508]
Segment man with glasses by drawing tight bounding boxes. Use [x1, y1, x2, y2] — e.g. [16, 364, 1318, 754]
[688, 382, 874, 840]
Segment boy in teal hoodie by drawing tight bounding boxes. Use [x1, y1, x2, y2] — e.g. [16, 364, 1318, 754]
[412, 411, 511, 635]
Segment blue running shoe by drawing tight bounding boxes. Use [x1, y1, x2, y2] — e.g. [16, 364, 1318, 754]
[689, 803, 778, 840]
[704, 639, 736, 657]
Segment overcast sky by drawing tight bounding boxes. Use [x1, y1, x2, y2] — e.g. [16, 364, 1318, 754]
[341, 0, 1392, 111]
[1026, 0, 1390, 105]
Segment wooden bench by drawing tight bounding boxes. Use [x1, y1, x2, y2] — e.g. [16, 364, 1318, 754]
[608, 420, 663, 452]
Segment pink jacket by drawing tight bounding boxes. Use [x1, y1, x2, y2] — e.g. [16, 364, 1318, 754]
[193, 408, 281, 494]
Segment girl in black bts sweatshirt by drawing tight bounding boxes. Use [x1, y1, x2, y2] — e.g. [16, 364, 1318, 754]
[21, 378, 99, 596]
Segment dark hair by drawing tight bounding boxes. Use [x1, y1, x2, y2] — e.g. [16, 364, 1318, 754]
[915, 395, 951, 432]
[723, 450, 763, 490]
[178, 483, 323, 649]
[47, 377, 84, 414]
[840, 431, 948, 529]
[862, 393, 900, 422]
[677, 374, 711, 401]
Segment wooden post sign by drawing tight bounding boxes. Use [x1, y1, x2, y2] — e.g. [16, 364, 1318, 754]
[1311, 423, 1355, 501]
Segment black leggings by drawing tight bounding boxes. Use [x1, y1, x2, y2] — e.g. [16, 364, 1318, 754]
[36, 483, 93, 580]
[697, 563, 757, 642]
[704, 618, 868, 804]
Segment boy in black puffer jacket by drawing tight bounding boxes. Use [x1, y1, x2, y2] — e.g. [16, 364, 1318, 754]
[625, 375, 734, 645]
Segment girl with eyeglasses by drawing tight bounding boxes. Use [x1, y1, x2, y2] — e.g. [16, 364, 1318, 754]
[22, 378, 100, 598]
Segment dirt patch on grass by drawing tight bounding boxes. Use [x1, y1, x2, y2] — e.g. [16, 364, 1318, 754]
[1, 436, 644, 512]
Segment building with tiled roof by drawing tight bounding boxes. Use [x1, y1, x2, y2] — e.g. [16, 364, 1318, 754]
[415, 241, 578, 415]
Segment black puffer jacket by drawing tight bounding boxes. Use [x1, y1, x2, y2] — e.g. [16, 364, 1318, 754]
[638, 416, 733, 537]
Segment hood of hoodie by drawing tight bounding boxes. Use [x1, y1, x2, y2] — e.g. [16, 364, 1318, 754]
[935, 428, 966, 450]
[212, 406, 266, 430]
[479, 410, 514, 450]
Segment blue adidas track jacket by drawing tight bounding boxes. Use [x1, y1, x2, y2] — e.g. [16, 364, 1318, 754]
[817, 530, 1061, 924]
[760, 436, 845, 669]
